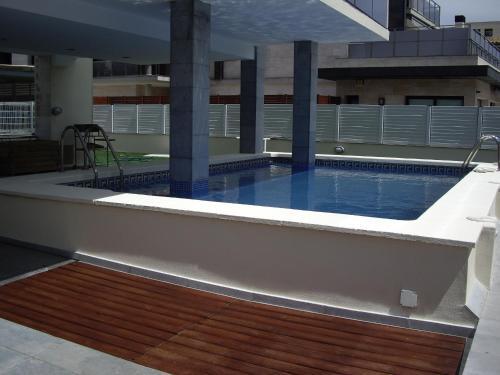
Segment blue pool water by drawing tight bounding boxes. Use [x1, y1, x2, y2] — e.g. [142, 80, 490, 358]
[127, 163, 462, 220]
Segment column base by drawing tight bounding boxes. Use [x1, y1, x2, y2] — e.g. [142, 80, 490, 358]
[170, 179, 209, 198]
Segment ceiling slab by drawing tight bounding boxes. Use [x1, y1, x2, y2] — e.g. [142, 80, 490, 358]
[0, 0, 388, 64]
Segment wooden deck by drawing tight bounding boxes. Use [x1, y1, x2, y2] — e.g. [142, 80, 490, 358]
[0, 262, 466, 375]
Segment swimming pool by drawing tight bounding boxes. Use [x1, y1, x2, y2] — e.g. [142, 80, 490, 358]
[124, 161, 463, 220]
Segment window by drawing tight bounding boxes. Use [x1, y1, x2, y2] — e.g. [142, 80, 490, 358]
[473, 28, 481, 34]
[485, 28, 494, 37]
[345, 95, 359, 104]
[406, 96, 464, 106]
[214, 61, 224, 81]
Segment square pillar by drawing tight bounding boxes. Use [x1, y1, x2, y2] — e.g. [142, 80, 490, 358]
[169, 0, 211, 197]
[240, 47, 265, 154]
[292, 41, 318, 169]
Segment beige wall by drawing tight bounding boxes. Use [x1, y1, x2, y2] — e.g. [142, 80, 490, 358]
[0, 193, 475, 326]
[336, 78, 486, 106]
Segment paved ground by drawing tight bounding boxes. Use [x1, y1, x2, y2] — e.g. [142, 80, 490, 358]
[0, 262, 466, 375]
[0, 318, 165, 375]
[0, 242, 67, 283]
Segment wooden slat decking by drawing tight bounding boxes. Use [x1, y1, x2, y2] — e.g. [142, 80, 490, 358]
[0, 262, 465, 375]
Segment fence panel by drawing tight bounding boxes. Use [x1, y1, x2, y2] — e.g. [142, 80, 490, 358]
[112, 105, 138, 134]
[382, 105, 429, 145]
[480, 107, 500, 149]
[430, 106, 478, 148]
[0, 102, 34, 135]
[264, 104, 293, 139]
[316, 105, 338, 142]
[138, 104, 164, 134]
[209, 104, 226, 137]
[92, 105, 112, 133]
[338, 105, 382, 143]
[226, 105, 241, 137]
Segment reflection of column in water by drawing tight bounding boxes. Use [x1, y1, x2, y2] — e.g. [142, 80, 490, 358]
[376, 175, 383, 210]
[290, 166, 315, 211]
[238, 173, 256, 205]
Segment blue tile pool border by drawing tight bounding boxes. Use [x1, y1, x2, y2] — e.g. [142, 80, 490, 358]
[63, 157, 469, 190]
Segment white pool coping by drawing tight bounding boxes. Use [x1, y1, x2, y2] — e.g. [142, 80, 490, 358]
[0, 152, 498, 249]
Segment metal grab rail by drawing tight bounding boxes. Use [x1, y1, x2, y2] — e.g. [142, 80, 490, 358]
[462, 135, 500, 171]
[60, 124, 124, 189]
[60, 125, 99, 187]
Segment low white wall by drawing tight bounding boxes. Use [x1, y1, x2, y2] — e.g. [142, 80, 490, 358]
[109, 134, 497, 162]
[110, 134, 239, 156]
[267, 139, 497, 163]
[0, 192, 474, 327]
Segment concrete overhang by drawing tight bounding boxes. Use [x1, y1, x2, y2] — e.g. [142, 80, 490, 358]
[0, 64, 34, 82]
[93, 75, 170, 87]
[0, 0, 388, 64]
[319, 64, 500, 86]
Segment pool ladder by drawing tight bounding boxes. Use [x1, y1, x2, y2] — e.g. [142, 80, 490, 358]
[462, 135, 500, 171]
[59, 124, 124, 190]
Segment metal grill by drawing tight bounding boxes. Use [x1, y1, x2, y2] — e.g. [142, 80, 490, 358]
[0, 102, 34, 135]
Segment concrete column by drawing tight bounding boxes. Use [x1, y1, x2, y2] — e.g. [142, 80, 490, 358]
[34, 55, 93, 140]
[292, 41, 318, 169]
[34, 56, 51, 139]
[169, 0, 211, 197]
[240, 47, 265, 154]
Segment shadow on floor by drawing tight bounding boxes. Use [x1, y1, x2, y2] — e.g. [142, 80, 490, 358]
[0, 242, 68, 282]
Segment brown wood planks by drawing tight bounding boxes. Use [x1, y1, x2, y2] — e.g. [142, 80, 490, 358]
[0, 262, 466, 375]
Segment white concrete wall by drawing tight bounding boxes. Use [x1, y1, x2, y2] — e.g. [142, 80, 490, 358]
[0, 192, 474, 327]
[50, 56, 93, 140]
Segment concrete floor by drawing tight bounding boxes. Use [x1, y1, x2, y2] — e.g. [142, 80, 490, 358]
[0, 319, 165, 375]
[0, 242, 67, 283]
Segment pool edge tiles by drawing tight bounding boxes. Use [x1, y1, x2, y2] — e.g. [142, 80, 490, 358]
[63, 156, 469, 191]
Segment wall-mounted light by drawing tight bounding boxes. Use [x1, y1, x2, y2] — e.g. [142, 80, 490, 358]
[334, 145, 345, 154]
[51, 106, 63, 116]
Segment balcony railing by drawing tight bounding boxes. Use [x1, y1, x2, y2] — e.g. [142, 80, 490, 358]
[470, 28, 500, 69]
[409, 0, 441, 27]
[345, 0, 389, 28]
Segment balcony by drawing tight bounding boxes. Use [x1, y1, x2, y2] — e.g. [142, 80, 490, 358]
[409, 0, 441, 27]
[345, 0, 389, 28]
[348, 27, 500, 69]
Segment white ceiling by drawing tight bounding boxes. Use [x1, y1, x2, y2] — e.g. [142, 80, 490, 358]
[0, 0, 388, 64]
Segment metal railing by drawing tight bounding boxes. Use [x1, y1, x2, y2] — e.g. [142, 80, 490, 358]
[345, 0, 389, 28]
[93, 104, 500, 150]
[409, 0, 441, 26]
[469, 28, 500, 69]
[0, 102, 34, 135]
[462, 135, 500, 170]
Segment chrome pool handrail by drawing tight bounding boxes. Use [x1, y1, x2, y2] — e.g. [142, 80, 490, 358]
[462, 135, 500, 171]
[60, 125, 99, 187]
